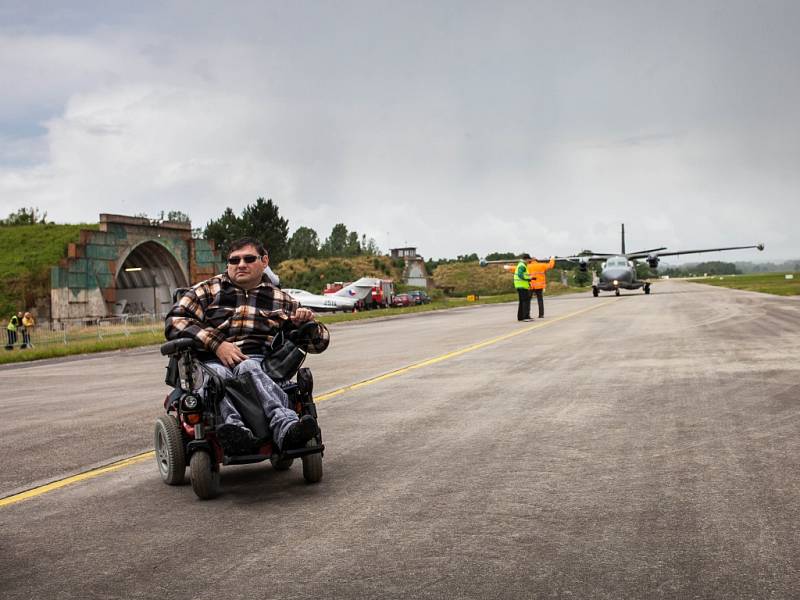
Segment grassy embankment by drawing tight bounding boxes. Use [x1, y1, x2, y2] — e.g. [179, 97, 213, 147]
[0, 258, 582, 364]
[0, 223, 96, 317]
[689, 272, 800, 296]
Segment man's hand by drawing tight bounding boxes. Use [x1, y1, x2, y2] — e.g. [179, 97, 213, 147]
[290, 307, 315, 324]
[215, 341, 248, 368]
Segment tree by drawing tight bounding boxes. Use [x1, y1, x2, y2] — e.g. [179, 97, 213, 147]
[573, 268, 591, 287]
[288, 226, 320, 259]
[166, 210, 191, 223]
[1, 207, 50, 226]
[203, 198, 289, 263]
[485, 252, 517, 261]
[321, 223, 349, 257]
[240, 198, 289, 263]
[345, 231, 361, 256]
[361, 234, 381, 256]
[635, 262, 652, 280]
[204, 207, 242, 255]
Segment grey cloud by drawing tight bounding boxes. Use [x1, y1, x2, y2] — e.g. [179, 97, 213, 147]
[0, 1, 798, 261]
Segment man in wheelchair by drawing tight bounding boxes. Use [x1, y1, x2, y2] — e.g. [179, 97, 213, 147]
[164, 237, 330, 456]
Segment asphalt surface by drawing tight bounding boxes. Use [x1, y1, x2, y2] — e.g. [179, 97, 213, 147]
[1, 280, 798, 599]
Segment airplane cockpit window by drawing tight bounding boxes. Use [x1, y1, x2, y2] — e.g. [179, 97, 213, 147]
[607, 257, 627, 267]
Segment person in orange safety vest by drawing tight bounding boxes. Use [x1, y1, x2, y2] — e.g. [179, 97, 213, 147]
[527, 256, 555, 318]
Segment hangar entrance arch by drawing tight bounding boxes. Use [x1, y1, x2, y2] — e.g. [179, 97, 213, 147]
[115, 241, 189, 316]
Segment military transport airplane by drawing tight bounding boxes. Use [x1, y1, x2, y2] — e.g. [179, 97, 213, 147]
[564, 224, 764, 297]
[481, 224, 764, 297]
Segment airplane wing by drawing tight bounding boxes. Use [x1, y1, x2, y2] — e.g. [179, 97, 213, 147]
[627, 243, 764, 260]
[482, 255, 604, 266]
[558, 254, 615, 263]
[625, 247, 667, 257]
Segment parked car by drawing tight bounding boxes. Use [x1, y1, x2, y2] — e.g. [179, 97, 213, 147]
[408, 290, 431, 305]
[391, 293, 412, 307]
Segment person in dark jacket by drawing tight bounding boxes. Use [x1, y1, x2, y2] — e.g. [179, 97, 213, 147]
[165, 237, 329, 454]
[5, 312, 21, 350]
[514, 254, 533, 321]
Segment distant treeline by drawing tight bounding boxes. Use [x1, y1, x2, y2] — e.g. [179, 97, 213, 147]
[201, 198, 380, 264]
[659, 260, 800, 276]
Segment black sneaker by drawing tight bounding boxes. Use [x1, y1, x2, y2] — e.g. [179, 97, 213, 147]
[283, 415, 319, 450]
[217, 423, 259, 455]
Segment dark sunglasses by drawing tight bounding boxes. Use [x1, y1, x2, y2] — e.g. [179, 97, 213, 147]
[227, 254, 262, 265]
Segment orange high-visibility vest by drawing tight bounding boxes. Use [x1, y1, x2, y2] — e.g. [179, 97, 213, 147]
[528, 257, 555, 290]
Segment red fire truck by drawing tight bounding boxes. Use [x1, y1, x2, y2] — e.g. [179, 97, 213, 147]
[324, 278, 394, 309]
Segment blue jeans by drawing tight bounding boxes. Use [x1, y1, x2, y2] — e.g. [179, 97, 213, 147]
[202, 358, 299, 450]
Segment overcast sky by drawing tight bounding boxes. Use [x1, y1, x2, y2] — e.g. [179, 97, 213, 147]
[1, 1, 798, 262]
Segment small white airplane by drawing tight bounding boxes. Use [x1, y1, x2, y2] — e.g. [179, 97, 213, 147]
[284, 278, 377, 312]
[283, 288, 356, 312]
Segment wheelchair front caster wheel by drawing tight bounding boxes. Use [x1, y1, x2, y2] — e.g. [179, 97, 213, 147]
[302, 439, 323, 484]
[190, 450, 220, 500]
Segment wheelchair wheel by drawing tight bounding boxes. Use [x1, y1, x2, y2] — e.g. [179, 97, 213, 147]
[270, 456, 294, 471]
[190, 450, 220, 499]
[301, 439, 323, 483]
[154, 415, 186, 485]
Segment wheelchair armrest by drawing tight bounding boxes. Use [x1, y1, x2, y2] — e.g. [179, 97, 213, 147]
[160, 338, 198, 356]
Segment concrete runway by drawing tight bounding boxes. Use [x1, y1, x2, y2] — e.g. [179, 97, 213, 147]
[1, 280, 798, 599]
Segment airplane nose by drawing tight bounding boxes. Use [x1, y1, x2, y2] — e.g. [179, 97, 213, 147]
[602, 269, 632, 285]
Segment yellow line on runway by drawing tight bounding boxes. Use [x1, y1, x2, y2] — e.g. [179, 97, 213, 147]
[0, 451, 154, 508]
[1, 299, 611, 508]
[314, 300, 613, 403]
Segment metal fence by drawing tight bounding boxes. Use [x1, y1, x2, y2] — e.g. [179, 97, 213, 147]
[7, 313, 165, 349]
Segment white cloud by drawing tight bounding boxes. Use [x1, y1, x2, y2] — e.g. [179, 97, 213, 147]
[0, 1, 798, 263]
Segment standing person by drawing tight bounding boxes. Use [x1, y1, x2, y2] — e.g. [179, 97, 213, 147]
[21, 312, 35, 348]
[165, 237, 329, 454]
[5, 312, 20, 350]
[514, 254, 533, 321]
[528, 256, 556, 318]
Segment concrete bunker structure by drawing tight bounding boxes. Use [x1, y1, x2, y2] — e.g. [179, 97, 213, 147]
[51, 214, 225, 321]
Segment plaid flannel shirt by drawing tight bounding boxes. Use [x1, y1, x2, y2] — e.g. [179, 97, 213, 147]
[164, 273, 329, 355]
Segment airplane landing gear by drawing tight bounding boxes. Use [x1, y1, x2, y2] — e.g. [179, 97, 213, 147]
[644, 283, 651, 295]
[592, 286, 599, 297]
[615, 289, 620, 297]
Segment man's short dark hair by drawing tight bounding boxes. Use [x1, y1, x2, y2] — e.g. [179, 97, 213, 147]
[521, 253, 531, 260]
[228, 237, 267, 257]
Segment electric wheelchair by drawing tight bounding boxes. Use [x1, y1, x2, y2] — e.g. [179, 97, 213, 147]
[154, 324, 324, 500]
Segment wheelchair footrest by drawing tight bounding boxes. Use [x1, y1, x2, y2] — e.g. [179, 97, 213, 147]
[223, 453, 271, 466]
[281, 444, 325, 459]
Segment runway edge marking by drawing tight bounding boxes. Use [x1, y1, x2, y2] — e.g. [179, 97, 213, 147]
[0, 451, 154, 508]
[1, 299, 611, 509]
[314, 300, 613, 402]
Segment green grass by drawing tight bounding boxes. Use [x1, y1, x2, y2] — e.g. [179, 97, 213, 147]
[0, 223, 97, 316]
[318, 286, 581, 324]
[0, 330, 164, 365]
[0, 286, 584, 364]
[690, 272, 800, 296]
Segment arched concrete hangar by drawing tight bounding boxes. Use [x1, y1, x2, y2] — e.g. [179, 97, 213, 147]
[50, 214, 226, 320]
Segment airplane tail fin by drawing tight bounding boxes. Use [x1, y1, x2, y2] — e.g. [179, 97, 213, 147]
[621, 223, 626, 254]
